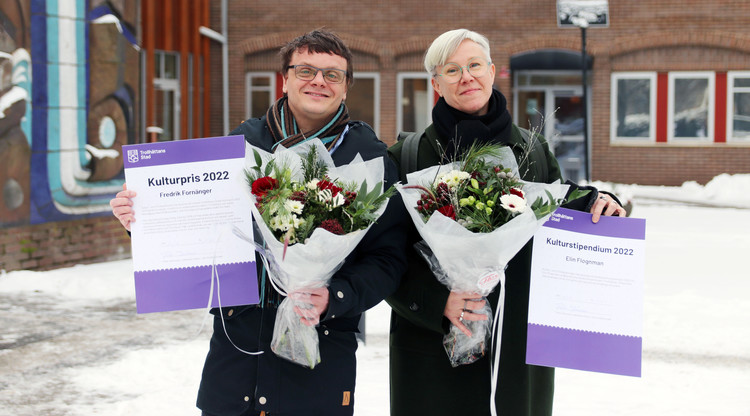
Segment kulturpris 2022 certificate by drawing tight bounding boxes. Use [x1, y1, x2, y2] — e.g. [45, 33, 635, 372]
[123, 135, 258, 313]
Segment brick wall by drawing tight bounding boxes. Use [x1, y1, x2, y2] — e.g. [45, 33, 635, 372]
[210, 0, 750, 186]
[0, 218, 132, 272]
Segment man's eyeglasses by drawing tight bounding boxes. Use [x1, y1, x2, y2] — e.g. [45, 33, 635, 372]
[287, 65, 347, 84]
[436, 58, 491, 84]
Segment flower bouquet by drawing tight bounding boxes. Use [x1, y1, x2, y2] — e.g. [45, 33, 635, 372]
[244, 140, 393, 368]
[398, 144, 581, 367]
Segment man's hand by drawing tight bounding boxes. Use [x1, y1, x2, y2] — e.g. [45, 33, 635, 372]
[110, 183, 137, 231]
[289, 287, 330, 326]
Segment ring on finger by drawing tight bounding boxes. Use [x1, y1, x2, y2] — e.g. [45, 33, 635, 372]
[599, 195, 607, 201]
[459, 310, 465, 322]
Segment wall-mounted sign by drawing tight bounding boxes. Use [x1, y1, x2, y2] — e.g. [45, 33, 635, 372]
[557, 0, 609, 28]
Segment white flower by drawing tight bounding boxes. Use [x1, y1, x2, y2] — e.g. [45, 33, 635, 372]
[285, 199, 304, 215]
[293, 215, 305, 229]
[317, 189, 333, 203]
[306, 179, 320, 190]
[316, 188, 346, 210]
[330, 193, 346, 209]
[435, 170, 471, 189]
[270, 214, 295, 232]
[499, 194, 527, 214]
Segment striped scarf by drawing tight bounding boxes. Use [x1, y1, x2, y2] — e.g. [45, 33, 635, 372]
[266, 96, 350, 151]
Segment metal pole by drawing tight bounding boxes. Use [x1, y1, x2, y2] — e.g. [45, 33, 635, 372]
[221, 0, 229, 135]
[581, 26, 590, 181]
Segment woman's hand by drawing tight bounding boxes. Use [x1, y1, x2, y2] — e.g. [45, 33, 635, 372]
[444, 291, 487, 337]
[590, 192, 626, 223]
[110, 183, 137, 231]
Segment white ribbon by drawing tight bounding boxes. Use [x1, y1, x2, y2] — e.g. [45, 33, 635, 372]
[203, 226, 264, 356]
[489, 273, 506, 416]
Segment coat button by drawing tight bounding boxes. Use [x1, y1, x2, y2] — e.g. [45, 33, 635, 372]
[324, 329, 329, 335]
[409, 302, 419, 311]
[244, 396, 249, 402]
[258, 396, 267, 405]
[227, 309, 234, 317]
[337, 291, 344, 299]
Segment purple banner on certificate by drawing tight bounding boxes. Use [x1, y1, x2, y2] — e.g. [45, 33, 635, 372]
[527, 324, 642, 377]
[527, 207, 646, 377]
[134, 262, 259, 314]
[124, 135, 258, 314]
[542, 207, 646, 239]
[123, 135, 246, 169]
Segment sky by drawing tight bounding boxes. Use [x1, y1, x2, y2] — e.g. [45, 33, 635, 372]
[1, 174, 749, 416]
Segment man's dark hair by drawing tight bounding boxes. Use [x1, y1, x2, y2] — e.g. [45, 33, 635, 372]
[280, 29, 354, 87]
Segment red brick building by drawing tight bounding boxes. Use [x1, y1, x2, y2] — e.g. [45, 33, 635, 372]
[209, 0, 750, 186]
[3, 1, 748, 272]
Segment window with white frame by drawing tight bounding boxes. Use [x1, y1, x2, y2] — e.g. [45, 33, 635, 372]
[346, 72, 380, 136]
[245, 72, 276, 120]
[153, 50, 180, 141]
[728, 71, 750, 141]
[397, 73, 434, 135]
[610, 72, 656, 142]
[668, 72, 714, 141]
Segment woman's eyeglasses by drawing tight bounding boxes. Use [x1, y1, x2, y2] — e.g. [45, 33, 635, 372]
[287, 65, 347, 84]
[436, 58, 491, 84]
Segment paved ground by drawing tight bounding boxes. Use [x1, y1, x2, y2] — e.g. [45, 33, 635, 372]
[0, 293, 207, 415]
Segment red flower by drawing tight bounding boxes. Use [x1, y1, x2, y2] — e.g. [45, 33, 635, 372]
[320, 219, 345, 235]
[509, 188, 524, 199]
[344, 191, 357, 206]
[437, 205, 456, 220]
[289, 190, 307, 202]
[435, 182, 451, 204]
[317, 179, 343, 196]
[251, 176, 278, 197]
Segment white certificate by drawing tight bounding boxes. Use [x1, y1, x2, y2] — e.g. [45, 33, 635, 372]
[527, 207, 646, 376]
[123, 135, 258, 313]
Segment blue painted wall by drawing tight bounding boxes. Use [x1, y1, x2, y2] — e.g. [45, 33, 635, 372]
[1, 0, 138, 227]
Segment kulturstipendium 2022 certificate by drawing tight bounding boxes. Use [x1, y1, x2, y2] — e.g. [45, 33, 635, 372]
[123, 135, 258, 313]
[527, 207, 646, 377]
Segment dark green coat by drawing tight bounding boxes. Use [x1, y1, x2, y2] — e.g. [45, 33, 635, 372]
[386, 123, 594, 416]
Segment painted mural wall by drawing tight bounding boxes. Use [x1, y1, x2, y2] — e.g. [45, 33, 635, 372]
[0, 0, 138, 228]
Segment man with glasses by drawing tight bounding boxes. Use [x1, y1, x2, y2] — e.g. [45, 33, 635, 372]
[113, 29, 407, 416]
[196, 29, 409, 416]
[195, 29, 409, 416]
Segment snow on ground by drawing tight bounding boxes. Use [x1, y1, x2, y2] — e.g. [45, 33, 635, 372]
[1, 174, 749, 415]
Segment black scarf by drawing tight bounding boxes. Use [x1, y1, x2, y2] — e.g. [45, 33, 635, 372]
[432, 88, 513, 162]
[265, 96, 350, 151]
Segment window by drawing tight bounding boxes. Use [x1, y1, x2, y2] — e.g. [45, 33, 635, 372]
[245, 72, 276, 119]
[728, 71, 750, 141]
[514, 70, 586, 182]
[346, 73, 380, 136]
[397, 73, 434, 135]
[668, 72, 714, 142]
[610, 72, 656, 142]
[153, 50, 180, 141]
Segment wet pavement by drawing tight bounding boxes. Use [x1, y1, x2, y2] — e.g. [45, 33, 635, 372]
[0, 293, 208, 415]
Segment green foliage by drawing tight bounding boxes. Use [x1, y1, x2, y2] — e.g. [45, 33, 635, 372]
[19, 239, 37, 255]
[247, 146, 394, 245]
[300, 145, 328, 183]
[412, 143, 570, 233]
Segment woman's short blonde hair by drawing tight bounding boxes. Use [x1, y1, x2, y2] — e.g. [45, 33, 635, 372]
[424, 29, 492, 75]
